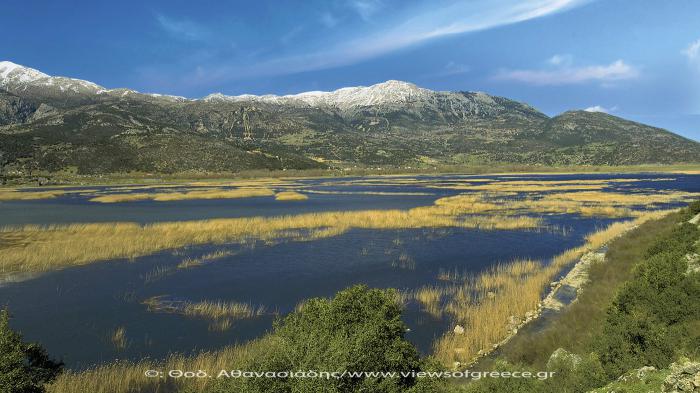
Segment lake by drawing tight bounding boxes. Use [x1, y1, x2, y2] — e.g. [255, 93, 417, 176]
[1, 172, 698, 369]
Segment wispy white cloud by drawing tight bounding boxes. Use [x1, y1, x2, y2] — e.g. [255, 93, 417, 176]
[348, 0, 384, 21]
[495, 59, 639, 85]
[682, 39, 700, 65]
[187, 0, 592, 84]
[429, 61, 470, 77]
[547, 54, 573, 66]
[156, 14, 208, 41]
[584, 105, 617, 113]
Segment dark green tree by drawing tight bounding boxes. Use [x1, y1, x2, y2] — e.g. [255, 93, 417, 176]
[207, 285, 443, 393]
[0, 309, 63, 393]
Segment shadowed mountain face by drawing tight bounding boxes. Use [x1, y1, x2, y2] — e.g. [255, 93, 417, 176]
[1, 61, 698, 175]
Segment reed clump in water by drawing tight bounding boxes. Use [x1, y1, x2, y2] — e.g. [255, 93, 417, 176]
[0, 189, 68, 201]
[413, 286, 447, 317]
[274, 191, 308, 201]
[176, 249, 236, 270]
[142, 296, 267, 321]
[110, 327, 128, 351]
[141, 265, 176, 283]
[183, 301, 267, 320]
[89, 187, 275, 203]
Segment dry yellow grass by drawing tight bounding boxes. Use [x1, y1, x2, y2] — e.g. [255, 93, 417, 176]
[176, 249, 235, 270]
[426, 178, 675, 192]
[302, 189, 432, 196]
[432, 209, 671, 365]
[274, 191, 309, 201]
[89, 187, 275, 203]
[413, 286, 446, 317]
[143, 296, 267, 320]
[0, 189, 68, 201]
[0, 197, 541, 277]
[110, 327, 128, 350]
[42, 210, 674, 393]
[542, 190, 695, 205]
[47, 336, 280, 393]
[183, 301, 267, 320]
[443, 183, 606, 192]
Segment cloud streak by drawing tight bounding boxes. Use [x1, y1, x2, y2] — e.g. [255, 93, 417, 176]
[495, 59, 639, 85]
[180, 0, 592, 86]
[156, 14, 209, 41]
[683, 39, 700, 72]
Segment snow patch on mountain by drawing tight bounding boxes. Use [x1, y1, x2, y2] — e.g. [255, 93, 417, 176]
[0, 61, 49, 83]
[201, 80, 434, 109]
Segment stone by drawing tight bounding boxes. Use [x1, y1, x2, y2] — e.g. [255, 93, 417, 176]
[546, 348, 582, 370]
[663, 361, 700, 392]
[453, 325, 465, 335]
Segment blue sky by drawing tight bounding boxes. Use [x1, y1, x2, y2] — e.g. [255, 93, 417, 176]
[1, 0, 699, 140]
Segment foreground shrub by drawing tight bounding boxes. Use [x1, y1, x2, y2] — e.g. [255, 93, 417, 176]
[596, 222, 700, 378]
[0, 309, 63, 393]
[206, 285, 443, 393]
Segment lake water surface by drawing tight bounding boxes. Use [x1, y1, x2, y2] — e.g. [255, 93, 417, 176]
[1, 173, 698, 369]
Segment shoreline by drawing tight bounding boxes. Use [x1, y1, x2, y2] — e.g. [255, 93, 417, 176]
[463, 220, 649, 369]
[2, 164, 700, 187]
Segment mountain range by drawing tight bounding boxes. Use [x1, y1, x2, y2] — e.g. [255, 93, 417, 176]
[1, 60, 698, 176]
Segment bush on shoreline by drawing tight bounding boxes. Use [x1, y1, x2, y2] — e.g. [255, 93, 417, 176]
[0, 309, 63, 393]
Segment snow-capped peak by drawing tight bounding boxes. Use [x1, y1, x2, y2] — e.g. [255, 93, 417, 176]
[0, 61, 438, 109]
[0, 60, 105, 95]
[0, 61, 49, 83]
[198, 80, 432, 109]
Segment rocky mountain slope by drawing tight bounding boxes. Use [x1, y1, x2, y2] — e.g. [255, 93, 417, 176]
[1, 61, 698, 175]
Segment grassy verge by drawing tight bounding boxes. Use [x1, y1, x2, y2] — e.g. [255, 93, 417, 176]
[459, 200, 700, 393]
[430, 210, 669, 365]
[494, 209, 686, 367]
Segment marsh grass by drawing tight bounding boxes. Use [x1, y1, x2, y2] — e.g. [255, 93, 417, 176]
[110, 327, 128, 351]
[0, 199, 541, 277]
[391, 253, 416, 270]
[184, 301, 267, 320]
[303, 189, 432, 196]
[274, 191, 308, 201]
[208, 318, 232, 332]
[47, 336, 280, 393]
[0, 189, 69, 201]
[425, 178, 670, 192]
[469, 188, 696, 218]
[414, 286, 446, 317]
[542, 190, 696, 205]
[89, 187, 274, 203]
[431, 183, 606, 192]
[142, 296, 268, 321]
[42, 208, 670, 393]
[141, 265, 176, 283]
[176, 249, 236, 270]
